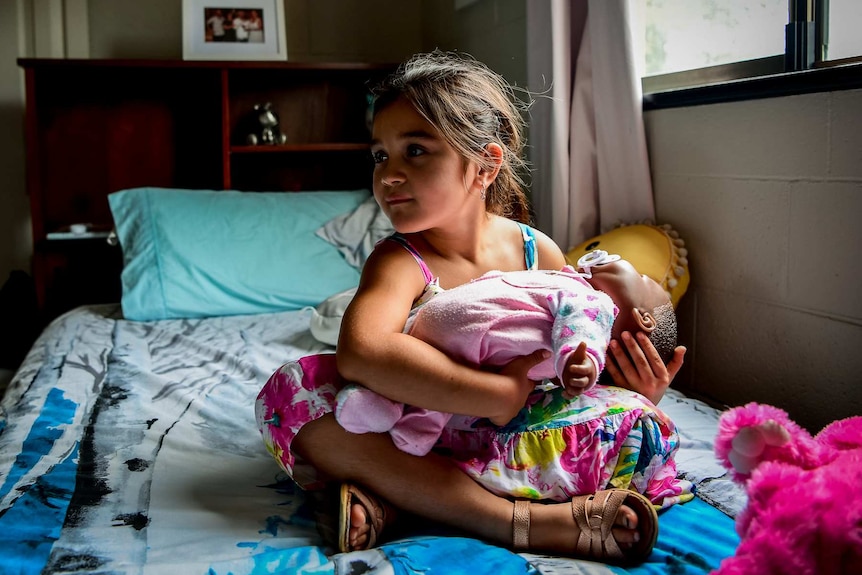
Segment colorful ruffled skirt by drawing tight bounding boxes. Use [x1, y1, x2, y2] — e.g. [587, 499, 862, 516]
[256, 353, 694, 508]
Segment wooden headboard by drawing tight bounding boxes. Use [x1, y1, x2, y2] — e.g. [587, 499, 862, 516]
[18, 58, 395, 320]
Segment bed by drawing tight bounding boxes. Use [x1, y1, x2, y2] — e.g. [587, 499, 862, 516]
[1, 187, 745, 575]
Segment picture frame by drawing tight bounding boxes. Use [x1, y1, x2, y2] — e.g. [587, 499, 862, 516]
[183, 0, 287, 61]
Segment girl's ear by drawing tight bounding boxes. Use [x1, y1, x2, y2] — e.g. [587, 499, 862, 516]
[631, 308, 657, 333]
[483, 142, 504, 162]
[477, 142, 503, 189]
[480, 142, 504, 170]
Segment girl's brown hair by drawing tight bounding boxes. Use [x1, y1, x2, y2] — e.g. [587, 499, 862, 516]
[371, 50, 532, 224]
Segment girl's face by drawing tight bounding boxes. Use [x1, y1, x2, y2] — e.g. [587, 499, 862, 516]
[370, 97, 480, 233]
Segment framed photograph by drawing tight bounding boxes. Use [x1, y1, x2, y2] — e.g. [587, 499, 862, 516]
[183, 0, 287, 61]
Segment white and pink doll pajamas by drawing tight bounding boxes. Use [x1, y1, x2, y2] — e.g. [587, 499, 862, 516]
[335, 266, 617, 456]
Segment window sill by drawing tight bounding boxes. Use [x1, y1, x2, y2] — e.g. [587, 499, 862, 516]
[643, 60, 862, 111]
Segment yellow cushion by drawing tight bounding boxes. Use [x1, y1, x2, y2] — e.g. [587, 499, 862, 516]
[566, 223, 690, 308]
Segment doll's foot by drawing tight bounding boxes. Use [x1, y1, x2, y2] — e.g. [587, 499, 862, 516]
[389, 406, 452, 456]
[335, 384, 403, 434]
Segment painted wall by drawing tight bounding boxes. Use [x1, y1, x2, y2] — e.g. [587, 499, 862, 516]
[646, 90, 862, 432]
[82, 0, 526, 86]
[85, 0, 424, 63]
[421, 0, 527, 90]
[0, 1, 31, 285]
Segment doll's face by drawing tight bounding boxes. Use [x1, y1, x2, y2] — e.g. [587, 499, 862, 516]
[586, 259, 670, 338]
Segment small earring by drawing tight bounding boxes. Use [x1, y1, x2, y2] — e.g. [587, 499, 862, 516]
[480, 185, 487, 201]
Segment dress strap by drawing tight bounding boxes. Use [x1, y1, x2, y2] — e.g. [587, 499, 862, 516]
[383, 233, 435, 284]
[385, 226, 536, 281]
[518, 223, 538, 270]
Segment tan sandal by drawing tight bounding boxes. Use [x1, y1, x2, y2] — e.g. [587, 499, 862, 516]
[512, 489, 659, 563]
[338, 482, 397, 553]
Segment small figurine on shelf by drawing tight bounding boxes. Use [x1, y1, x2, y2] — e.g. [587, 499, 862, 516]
[245, 102, 287, 145]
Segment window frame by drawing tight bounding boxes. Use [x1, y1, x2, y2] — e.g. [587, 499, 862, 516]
[642, 0, 862, 110]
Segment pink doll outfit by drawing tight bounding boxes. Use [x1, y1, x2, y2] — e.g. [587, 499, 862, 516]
[334, 266, 617, 456]
[256, 225, 694, 508]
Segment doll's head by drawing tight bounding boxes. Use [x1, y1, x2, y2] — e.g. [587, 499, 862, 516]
[584, 257, 677, 362]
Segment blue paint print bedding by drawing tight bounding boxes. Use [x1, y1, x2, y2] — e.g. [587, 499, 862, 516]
[0, 305, 742, 575]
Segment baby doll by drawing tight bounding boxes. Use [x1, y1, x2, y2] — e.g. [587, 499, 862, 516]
[335, 250, 677, 456]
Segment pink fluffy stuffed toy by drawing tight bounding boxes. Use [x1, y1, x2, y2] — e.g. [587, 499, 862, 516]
[713, 402, 862, 575]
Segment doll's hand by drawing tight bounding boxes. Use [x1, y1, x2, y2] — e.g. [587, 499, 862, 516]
[491, 349, 550, 426]
[561, 342, 596, 399]
[606, 331, 685, 405]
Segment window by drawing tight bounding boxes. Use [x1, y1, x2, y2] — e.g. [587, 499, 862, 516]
[642, 0, 862, 98]
[827, 0, 862, 61]
[644, 0, 787, 77]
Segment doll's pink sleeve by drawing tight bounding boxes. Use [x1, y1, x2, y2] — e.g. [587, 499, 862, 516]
[546, 287, 617, 384]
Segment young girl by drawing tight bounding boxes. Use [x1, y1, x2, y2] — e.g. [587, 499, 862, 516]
[256, 50, 686, 563]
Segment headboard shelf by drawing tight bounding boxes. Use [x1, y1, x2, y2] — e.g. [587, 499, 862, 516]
[18, 58, 395, 321]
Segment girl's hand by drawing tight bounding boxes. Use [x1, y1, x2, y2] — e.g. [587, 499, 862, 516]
[561, 342, 596, 399]
[605, 331, 686, 405]
[490, 349, 550, 426]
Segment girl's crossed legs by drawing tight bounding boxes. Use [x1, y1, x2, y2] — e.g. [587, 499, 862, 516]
[294, 412, 645, 556]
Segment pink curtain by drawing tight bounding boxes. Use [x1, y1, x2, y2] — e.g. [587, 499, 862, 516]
[527, 0, 654, 252]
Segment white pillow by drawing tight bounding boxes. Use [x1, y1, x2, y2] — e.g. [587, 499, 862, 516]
[315, 195, 394, 270]
[309, 287, 357, 346]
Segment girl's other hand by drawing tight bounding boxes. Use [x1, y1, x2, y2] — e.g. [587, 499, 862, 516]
[490, 349, 550, 426]
[606, 331, 685, 405]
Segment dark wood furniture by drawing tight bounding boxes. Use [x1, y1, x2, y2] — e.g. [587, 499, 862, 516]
[18, 58, 394, 321]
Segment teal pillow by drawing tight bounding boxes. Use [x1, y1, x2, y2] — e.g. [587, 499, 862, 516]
[109, 187, 368, 321]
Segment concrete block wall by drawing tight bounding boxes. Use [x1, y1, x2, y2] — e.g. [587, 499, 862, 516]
[645, 88, 862, 432]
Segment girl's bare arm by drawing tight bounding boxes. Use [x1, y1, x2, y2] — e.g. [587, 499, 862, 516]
[336, 242, 540, 423]
[532, 228, 568, 271]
